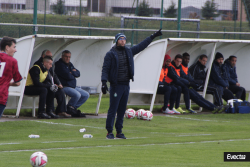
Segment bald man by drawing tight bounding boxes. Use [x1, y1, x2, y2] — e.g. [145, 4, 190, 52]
[33, 50, 71, 118]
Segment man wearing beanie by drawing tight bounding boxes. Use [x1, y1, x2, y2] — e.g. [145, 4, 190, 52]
[157, 54, 181, 115]
[102, 29, 162, 139]
[209, 52, 236, 102]
[181, 53, 226, 113]
[189, 54, 224, 108]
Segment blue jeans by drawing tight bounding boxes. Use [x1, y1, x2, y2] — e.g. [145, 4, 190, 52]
[0, 104, 6, 118]
[106, 84, 130, 134]
[63, 87, 89, 109]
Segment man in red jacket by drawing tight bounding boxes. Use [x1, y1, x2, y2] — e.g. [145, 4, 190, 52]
[0, 36, 22, 118]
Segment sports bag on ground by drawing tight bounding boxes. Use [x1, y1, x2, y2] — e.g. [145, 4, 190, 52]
[226, 99, 250, 114]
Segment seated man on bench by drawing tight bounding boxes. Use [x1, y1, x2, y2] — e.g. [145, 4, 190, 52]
[223, 55, 246, 101]
[189, 54, 224, 107]
[157, 54, 182, 114]
[25, 56, 70, 118]
[33, 50, 71, 118]
[55, 50, 89, 117]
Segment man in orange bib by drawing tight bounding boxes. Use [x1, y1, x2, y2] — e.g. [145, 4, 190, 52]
[157, 55, 181, 114]
[167, 54, 196, 113]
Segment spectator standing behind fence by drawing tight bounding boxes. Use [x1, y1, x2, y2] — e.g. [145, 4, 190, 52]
[101, 29, 162, 139]
[54, 50, 89, 118]
[25, 56, 58, 119]
[0, 37, 22, 118]
[33, 50, 71, 118]
[223, 55, 246, 101]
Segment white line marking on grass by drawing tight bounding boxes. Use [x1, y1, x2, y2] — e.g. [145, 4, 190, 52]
[0, 143, 20, 145]
[151, 132, 211, 136]
[165, 115, 230, 122]
[2, 138, 250, 153]
[177, 134, 212, 137]
[41, 140, 76, 143]
[151, 132, 179, 135]
[31, 120, 104, 129]
[126, 137, 148, 139]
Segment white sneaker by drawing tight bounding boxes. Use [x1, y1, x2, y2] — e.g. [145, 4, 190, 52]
[163, 108, 175, 114]
[171, 108, 181, 115]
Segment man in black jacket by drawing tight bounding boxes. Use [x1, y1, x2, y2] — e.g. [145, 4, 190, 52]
[181, 53, 225, 113]
[223, 56, 246, 100]
[25, 56, 61, 118]
[33, 50, 71, 118]
[102, 29, 162, 139]
[209, 52, 236, 102]
[167, 54, 196, 113]
[188, 54, 223, 107]
[55, 50, 89, 117]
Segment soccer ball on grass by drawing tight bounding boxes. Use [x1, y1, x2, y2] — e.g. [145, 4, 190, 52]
[141, 110, 153, 121]
[30, 151, 47, 167]
[125, 108, 136, 119]
[135, 109, 145, 119]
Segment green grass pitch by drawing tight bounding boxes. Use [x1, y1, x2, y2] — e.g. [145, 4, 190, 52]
[1, 112, 250, 166]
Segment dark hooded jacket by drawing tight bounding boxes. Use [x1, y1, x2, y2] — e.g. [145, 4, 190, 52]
[209, 60, 229, 93]
[101, 36, 152, 85]
[223, 58, 238, 85]
[54, 58, 80, 88]
[189, 60, 207, 85]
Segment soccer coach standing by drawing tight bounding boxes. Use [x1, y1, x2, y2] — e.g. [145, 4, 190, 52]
[101, 29, 162, 139]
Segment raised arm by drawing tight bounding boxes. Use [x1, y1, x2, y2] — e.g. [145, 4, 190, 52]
[131, 29, 162, 56]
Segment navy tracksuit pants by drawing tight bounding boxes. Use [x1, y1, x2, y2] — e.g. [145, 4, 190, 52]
[106, 84, 130, 134]
[157, 84, 178, 110]
[196, 85, 223, 106]
[229, 85, 246, 101]
[173, 81, 190, 109]
[189, 88, 216, 111]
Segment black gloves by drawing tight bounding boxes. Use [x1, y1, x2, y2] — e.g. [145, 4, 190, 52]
[150, 29, 162, 40]
[102, 81, 108, 94]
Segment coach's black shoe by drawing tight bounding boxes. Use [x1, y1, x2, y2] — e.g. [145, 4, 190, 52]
[116, 133, 126, 139]
[66, 105, 78, 116]
[47, 111, 59, 118]
[106, 133, 115, 139]
[77, 110, 86, 118]
[38, 113, 51, 119]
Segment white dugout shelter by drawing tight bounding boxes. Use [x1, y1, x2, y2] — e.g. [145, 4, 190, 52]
[7, 36, 250, 116]
[7, 34, 114, 117]
[127, 38, 250, 111]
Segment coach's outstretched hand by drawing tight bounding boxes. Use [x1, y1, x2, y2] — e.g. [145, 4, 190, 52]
[150, 29, 162, 40]
[102, 81, 108, 94]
